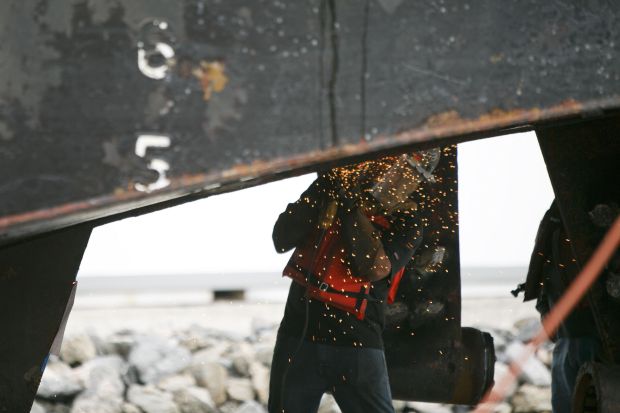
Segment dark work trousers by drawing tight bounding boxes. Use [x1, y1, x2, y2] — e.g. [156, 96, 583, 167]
[551, 336, 601, 413]
[268, 334, 395, 413]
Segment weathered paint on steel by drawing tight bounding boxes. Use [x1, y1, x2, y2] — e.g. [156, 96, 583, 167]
[0, 225, 92, 412]
[0, 97, 618, 246]
[1, 0, 620, 244]
[383, 145, 496, 404]
[537, 116, 620, 363]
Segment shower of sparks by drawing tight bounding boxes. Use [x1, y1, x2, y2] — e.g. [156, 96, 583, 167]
[287, 145, 460, 345]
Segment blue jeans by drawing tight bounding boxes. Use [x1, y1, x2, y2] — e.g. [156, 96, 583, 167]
[268, 334, 395, 413]
[551, 337, 601, 413]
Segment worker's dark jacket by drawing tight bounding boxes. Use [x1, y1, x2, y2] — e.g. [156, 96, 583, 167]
[273, 178, 422, 349]
[523, 202, 598, 339]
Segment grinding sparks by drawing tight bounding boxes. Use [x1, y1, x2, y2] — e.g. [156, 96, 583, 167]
[281, 145, 460, 345]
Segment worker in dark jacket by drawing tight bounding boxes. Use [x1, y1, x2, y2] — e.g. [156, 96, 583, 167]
[268, 151, 438, 413]
[521, 201, 602, 413]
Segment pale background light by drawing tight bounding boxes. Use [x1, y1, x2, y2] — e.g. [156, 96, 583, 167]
[457, 131, 554, 267]
[79, 131, 554, 277]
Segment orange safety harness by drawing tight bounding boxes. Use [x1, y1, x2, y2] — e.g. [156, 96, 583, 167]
[283, 213, 405, 320]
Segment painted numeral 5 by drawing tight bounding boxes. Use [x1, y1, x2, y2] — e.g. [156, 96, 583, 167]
[134, 134, 171, 193]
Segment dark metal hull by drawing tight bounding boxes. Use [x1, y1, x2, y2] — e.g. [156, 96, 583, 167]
[2, 0, 620, 244]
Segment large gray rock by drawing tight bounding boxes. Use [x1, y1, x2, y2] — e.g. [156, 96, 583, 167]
[129, 336, 191, 384]
[505, 342, 552, 386]
[30, 401, 46, 413]
[101, 332, 137, 358]
[234, 400, 267, 413]
[219, 402, 242, 413]
[191, 326, 244, 343]
[179, 326, 241, 351]
[249, 362, 270, 405]
[71, 356, 126, 413]
[60, 334, 97, 365]
[178, 328, 220, 352]
[226, 378, 255, 402]
[190, 361, 229, 405]
[157, 374, 196, 393]
[492, 403, 512, 413]
[230, 343, 256, 377]
[74, 355, 126, 399]
[127, 385, 180, 413]
[253, 344, 274, 367]
[494, 362, 518, 398]
[405, 402, 452, 413]
[173, 386, 218, 413]
[191, 343, 231, 365]
[514, 317, 543, 343]
[121, 403, 142, 413]
[38, 402, 70, 413]
[511, 384, 552, 413]
[232, 355, 251, 378]
[318, 394, 341, 413]
[71, 397, 123, 413]
[37, 360, 83, 399]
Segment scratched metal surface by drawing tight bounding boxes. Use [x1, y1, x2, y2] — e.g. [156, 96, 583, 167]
[1, 0, 620, 244]
[538, 116, 620, 363]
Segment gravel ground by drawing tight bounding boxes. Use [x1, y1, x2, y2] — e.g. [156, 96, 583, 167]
[36, 295, 551, 413]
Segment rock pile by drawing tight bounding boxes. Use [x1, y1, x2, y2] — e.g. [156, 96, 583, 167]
[33, 317, 553, 413]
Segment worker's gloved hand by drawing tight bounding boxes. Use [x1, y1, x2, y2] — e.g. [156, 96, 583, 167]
[371, 155, 421, 211]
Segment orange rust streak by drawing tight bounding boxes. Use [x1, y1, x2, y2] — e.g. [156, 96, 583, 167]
[474, 215, 620, 413]
[193, 61, 228, 101]
[377, 99, 584, 148]
[423, 110, 463, 127]
[0, 200, 100, 229]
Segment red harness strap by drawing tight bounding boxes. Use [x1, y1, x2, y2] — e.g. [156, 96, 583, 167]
[283, 213, 406, 320]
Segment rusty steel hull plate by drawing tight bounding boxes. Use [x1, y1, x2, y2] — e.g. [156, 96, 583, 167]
[2, 0, 620, 244]
[537, 116, 620, 362]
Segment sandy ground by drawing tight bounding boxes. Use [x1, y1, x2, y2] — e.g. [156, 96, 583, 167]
[64, 296, 539, 338]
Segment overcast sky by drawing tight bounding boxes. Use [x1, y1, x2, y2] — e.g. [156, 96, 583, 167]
[78, 131, 554, 277]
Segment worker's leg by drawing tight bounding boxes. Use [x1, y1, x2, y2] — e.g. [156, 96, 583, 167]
[551, 338, 572, 413]
[330, 347, 395, 413]
[268, 334, 327, 413]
